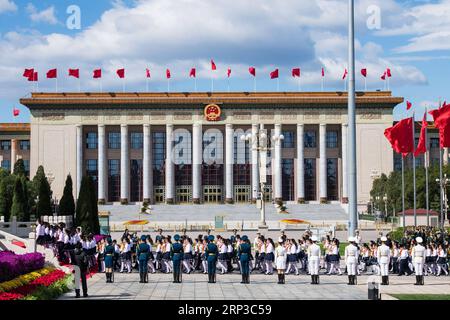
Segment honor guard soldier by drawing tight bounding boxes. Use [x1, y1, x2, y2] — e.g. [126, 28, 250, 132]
[104, 238, 115, 283]
[412, 237, 425, 285]
[206, 235, 219, 283]
[275, 237, 287, 284]
[345, 237, 359, 285]
[307, 235, 321, 284]
[377, 236, 391, 285]
[171, 234, 184, 283]
[136, 235, 151, 283]
[238, 235, 251, 284]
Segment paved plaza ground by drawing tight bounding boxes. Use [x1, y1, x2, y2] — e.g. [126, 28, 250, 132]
[59, 271, 450, 301]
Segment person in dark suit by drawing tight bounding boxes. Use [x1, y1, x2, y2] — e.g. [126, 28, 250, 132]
[238, 235, 251, 284]
[136, 235, 151, 283]
[73, 242, 89, 298]
[103, 237, 115, 283]
[170, 234, 184, 283]
[206, 235, 218, 283]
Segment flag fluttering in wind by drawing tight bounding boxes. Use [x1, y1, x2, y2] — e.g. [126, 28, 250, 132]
[381, 71, 386, 80]
[93, 69, 102, 78]
[361, 68, 367, 77]
[46, 69, 57, 79]
[13, 107, 20, 117]
[321, 67, 325, 77]
[146, 68, 151, 78]
[29, 72, 38, 81]
[429, 102, 450, 148]
[270, 69, 279, 79]
[386, 68, 392, 78]
[116, 68, 125, 78]
[414, 113, 428, 157]
[292, 68, 300, 77]
[166, 69, 171, 79]
[211, 60, 217, 71]
[23, 68, 34, 79]
[249, 67, 256, 77]
[227, 68, 231, 78]
[384, 117, 414, 156]
[342, 68, 348, 80]
[68, 69, 79, 78]
[406, 101, 412, 110]
[189, 68, 196, 78]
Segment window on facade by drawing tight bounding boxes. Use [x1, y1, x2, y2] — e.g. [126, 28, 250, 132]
[86, 133, 98, 149]
[20, 140, 30, 150]
[130, 132, 143, 149]
[326, 131, 338, 148]
[1, 160, 11, 171]
[394, 154, 402, 172]
[23, 160, 30, 176]
[430, 138, 439, 148]
[327, 158, 338, 201]
[234, 137, 250, 164]
[86, 159, 98, 180]
[304, 131, 316, 148]
[304, 158, 316, 201]
[282, 159, 295, 201]
[108, 132, 121, 149]
[282, 131, 295, 148]
[1, 140, 11, 151]
[108, 159, 120, 202]
[130, 159, 143, 202]
[202, 164, 224, 186]
[152, 132, 166, 186]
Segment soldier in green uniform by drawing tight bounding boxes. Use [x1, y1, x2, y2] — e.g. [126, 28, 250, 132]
[136, 235, 151, 283]
[170, 234, 184, 283]
[238, 235, 251, 284]
[104, 237, 115, 283]
[205, 235, 219, 283]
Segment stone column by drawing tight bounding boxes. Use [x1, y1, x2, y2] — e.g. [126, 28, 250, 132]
[444, 148, 449, 166]
[319, 123, 327, 203]
[10, 139, 18, 173]
[225, 124, 234, 204]
[297, 124, 305, 203]
[165, 124, 175, 204]
[274, 124, 283, 203]
[341, 123, 348, 203]
[76, 125, 83, 198]
[192, 123, 202, 204]
[97, 125, 106, 204]
[120, 124, 129, 204]
[143, 124, 153, 204]
[251, 124, 259, 203]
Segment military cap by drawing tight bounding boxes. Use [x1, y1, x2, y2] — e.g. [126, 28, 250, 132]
[174, 234, 181, 241]
[241, 235, 248, 241]
[208, 235, 215, 241]
[140, 235, 147, 241]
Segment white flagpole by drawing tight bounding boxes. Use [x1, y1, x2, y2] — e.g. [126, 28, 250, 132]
[254, 77, 256, 93]
[364, 77, 367, 91]
[298, 77, 301, 92]
[425, 107, 429, 226]
[211, 75, 214, 92]
[55, 78, 58, 93]
[227, 77, 230, 93]
[344, 78, 347, 91]
[321, 77, 324, 92]
[277, 78, 279, 92]
[195, 77, 197, 92]
[412, 112, 417, 227]
[146, 77, 149, 92]
[402, 156, 405, 228]
[387, 76, 390, 91]
[168, 78, 170, 92]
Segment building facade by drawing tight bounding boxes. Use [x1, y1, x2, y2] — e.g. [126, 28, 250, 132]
[19, 91, 402, 206]
[0, 123, 31, 176]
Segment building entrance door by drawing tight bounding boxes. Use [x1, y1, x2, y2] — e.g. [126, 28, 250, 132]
[234, 185, 251, 203]
[203, 185, 223, 203]
[154, 186, 165, 203]
[176, 185, 192, 204]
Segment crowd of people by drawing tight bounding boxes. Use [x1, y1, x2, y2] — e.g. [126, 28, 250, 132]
[35, 220, 449, 289]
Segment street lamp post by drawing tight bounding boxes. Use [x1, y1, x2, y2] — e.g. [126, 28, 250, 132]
[241, 124, 283, 232]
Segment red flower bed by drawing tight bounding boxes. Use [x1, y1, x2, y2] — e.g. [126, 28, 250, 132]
[0, 292, 24, 300]
[31, 270, 66, 287]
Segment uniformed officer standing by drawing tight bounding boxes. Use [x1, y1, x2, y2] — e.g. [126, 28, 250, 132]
[171, 234, 184, 283]
[104, 237, 115, 283]
[377, 236, 391, 285]
[345, 237, 359, 285]
[237, 235, 251, 284]
[136, 235, 151, 283]
[307, 235, 321, 284]
[205, 235, 219, 283]
[412, 237, 426, 285]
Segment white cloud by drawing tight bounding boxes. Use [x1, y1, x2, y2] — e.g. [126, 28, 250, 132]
[26, 3, 58, 25]
[0, 0, 16, 13]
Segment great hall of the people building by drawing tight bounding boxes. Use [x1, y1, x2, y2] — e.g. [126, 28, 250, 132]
[0, 91, 406, 208]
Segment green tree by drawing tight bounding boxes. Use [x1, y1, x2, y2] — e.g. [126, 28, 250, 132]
[59, 174, 75, 217]
[0, 169, 15, 222]
[10, 178, 26, 221]
[76, 176, 99, 234]
[13, 159, 26, 177]
[33, 166, 52, 217]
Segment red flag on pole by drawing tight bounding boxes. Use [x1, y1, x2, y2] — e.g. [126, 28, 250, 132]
[146, 68, 151, 78]
[321, 67, 325, 77]
[28, 72, 38, 81]
[381, 71, 386, 80]
[13, 107, 20, 117]
[342, 69, 348, 80]
[189, 68, 196, 78]
[292, 68, 300, 77]
[429, 102, 450, 147]
[361, 68, 367, 77]
[23, 68, 34, 78]
[406, 101, 412, 110]
[93, 69, 102, 78]
[46, 69, 57, 79]
[166, 69, 171, 79]
[69, 69, 79, 78]
[227, 68, 231, 78]
[386, 68, 392, 77]
[211, 60, 217, 71]
[270, 69, 279, 79]
[249, 67, 256, 77]
[384, 117, 414, 155]
[116, 69, 125, 78]
[414, 113, 428, 157]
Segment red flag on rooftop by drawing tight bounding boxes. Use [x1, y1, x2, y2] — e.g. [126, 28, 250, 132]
[406, 101, 412, 110]
[384, 117, 414, 155]
[189, 68, 196, 78]
[342, 68, 348, 80]
[46, 69, 57, 79]
[146, 68, 151, 78]
[23, 68, 34, 78]
[227, 68, 231, 78]
[211, 60, 217, 71]
[270, 69, 279, 79]
[381, 71, 386, 80]
[292, 68, 300, 78]
[116, 68, 125, 78]
[386, 68, 392, 77]
[28, 72, 38, 81]
[321, 67, 325, 77]
[13, 107, 20, 117]
[166, 69, 171, 79]
[249, 67, 256, 77]
[68, 69, 79, 78]
[93, 69, 102, 78]
[361, 68, 367, 77]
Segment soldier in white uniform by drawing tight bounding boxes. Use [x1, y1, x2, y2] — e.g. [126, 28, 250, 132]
[275, 238, 287, 284]
[307, 235, 321, 284]
[345, 237, 359, 285]
[377, 236, 391, 285]
[412, 237, 425, 285]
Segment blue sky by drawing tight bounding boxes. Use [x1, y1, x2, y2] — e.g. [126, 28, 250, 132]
[0, 0, 449, 123]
